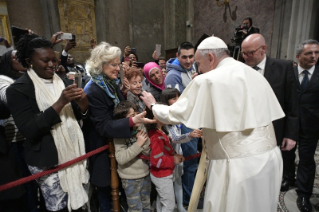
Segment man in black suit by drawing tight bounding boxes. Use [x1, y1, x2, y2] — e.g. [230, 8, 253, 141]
[241, 33, 299, 188]
[293, 39, 319, 212]
[240, 17, 260, 40]
[60, 40, 90, 87]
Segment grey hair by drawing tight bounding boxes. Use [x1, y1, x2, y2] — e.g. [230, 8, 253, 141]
[85, 42, 121, 76]
[198, 48, 229, 59]
[296, 39, 319, 55]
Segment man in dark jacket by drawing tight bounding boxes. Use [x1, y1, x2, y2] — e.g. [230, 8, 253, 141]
[164, 42, 201, 207]
[241, 33, 299, 192]
[240, 17, 260, 40]
[60, 40, 90, 87]
[293, 39, 319, 212]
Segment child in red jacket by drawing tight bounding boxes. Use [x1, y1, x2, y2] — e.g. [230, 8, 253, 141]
[146, 109, 184, 212]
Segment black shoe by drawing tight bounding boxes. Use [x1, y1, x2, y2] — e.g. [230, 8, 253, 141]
[280, 179, 294, 192]
[297, 196, 312, 212]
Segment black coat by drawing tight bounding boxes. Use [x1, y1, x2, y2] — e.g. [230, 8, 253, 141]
[264, 57, 299, 145]
[83, 79, 132, 187]
[244, 26, 260, 39]
[6, 73, 87, 168]
[60, 54, 90, 88]
[294, 65, 319, 131]
[0, 100, 26, 200]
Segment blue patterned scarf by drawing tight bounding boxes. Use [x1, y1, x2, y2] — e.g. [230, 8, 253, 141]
[91, 74, 120, 106]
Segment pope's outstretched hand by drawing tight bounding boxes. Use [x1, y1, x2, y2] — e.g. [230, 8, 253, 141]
[140, 91, 156, 109]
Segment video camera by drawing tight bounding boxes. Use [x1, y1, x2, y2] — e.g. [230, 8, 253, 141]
[231, 24, 249, 45]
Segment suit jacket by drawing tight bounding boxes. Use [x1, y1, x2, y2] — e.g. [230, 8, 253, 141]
[244, 26, 260, 39]
[83, 79, 132, 187]
[294, 65, 319, 131]
[60, 54, 90, 88]
[6, 73, 87, 168]
[264, 57, 299, 145]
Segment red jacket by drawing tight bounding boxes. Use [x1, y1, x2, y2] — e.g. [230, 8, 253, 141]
[149, 129, 175, 178]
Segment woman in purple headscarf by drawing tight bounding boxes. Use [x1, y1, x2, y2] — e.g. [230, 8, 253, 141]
[142, 62, 165, 101]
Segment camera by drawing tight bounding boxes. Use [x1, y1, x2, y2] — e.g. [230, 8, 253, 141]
[231, 24, 248, 45]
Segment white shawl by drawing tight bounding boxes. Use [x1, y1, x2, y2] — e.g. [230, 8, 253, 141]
[27, 69, 89, 211]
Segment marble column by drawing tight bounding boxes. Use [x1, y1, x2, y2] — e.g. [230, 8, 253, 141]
[95, 0, 130, 49]
[286, 0, 318, 60]
[164, 0, 187, 52]
[39, 0, 62, 52]
[6, 0, 44, 43]
[270, 0, 293, 59]
[128, 0, 165, 62]
[186, 0, 194, 43]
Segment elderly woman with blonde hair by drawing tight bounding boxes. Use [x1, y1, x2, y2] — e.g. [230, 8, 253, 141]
[82, 42, 153, 212]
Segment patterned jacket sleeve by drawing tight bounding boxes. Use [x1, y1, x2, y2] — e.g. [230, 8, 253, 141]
[167, 125, 192, 144]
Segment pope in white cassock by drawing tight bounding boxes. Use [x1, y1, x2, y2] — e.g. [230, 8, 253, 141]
[141, 36, 284, 212]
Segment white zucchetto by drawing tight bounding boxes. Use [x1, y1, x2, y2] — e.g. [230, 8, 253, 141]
[197, 36, 228, 49]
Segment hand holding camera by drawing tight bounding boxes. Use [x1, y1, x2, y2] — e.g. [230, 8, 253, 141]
[124, 46, 131, 57]
[50, 32, 64, 46]
[65, 39, 76, 52]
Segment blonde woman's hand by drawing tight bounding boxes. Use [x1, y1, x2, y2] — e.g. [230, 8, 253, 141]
[132, 111, 156, 125]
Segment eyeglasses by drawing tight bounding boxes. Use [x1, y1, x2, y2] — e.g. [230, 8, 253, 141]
[107, 63, 122, 68]
[241, 46, 263, 57]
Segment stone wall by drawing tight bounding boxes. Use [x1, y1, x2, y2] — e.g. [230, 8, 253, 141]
[194, 0, 276, 55]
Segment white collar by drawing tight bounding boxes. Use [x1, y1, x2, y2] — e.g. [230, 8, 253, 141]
[256, 56, 267, 70]
[298, 65, 315, 75]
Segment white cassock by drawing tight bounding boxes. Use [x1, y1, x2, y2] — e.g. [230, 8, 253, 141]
[152, 57, 285, 212]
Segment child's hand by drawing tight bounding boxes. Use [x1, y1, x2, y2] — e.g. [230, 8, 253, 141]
[136, 130, 148, 147]
[174, 154, 185, 165]
[190, 129, 203, 138]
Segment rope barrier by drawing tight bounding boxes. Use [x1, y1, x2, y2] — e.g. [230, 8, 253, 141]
[137, 152, 201, 161]
[0, 144, 109, 192]
[0, 144, 202, 192]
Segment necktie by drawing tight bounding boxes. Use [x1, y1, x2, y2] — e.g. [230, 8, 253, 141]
[252, 66, 260, 71]
[301, 70, 309, 91]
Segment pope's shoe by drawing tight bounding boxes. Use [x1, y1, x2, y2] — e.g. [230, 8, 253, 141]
[280, 179, 294, 192]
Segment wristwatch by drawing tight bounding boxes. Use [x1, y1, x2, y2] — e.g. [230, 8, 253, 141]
[150, 103, 156, 109]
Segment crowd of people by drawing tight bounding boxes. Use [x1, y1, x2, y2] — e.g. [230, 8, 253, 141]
[0, 18, 319, 212]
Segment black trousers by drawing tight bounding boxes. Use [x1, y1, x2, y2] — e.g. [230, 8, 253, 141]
[282, 144, 297, 182]
[296, 127, 319, 199]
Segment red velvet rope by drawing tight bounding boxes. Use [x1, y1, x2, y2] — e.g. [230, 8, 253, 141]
[0, 144, 109, 192]
[137, 152, 201, 161]
[0, 144, 201, 192]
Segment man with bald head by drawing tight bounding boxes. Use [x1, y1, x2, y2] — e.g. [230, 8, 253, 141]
[241, 34, 299, 192]
[141, 36, 285, 212]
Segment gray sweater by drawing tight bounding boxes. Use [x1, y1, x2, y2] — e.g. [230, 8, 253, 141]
[113, 125, 150, 179]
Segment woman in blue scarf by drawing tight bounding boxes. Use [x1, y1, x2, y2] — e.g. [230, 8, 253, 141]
[83, 42, 154, 212]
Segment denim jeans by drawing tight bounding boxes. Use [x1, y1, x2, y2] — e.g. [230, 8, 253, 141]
[180, 125, 199, 205]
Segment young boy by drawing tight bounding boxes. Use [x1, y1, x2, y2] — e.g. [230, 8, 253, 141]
[125, 68, 146, 113]
[113, 101, 151, 212]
